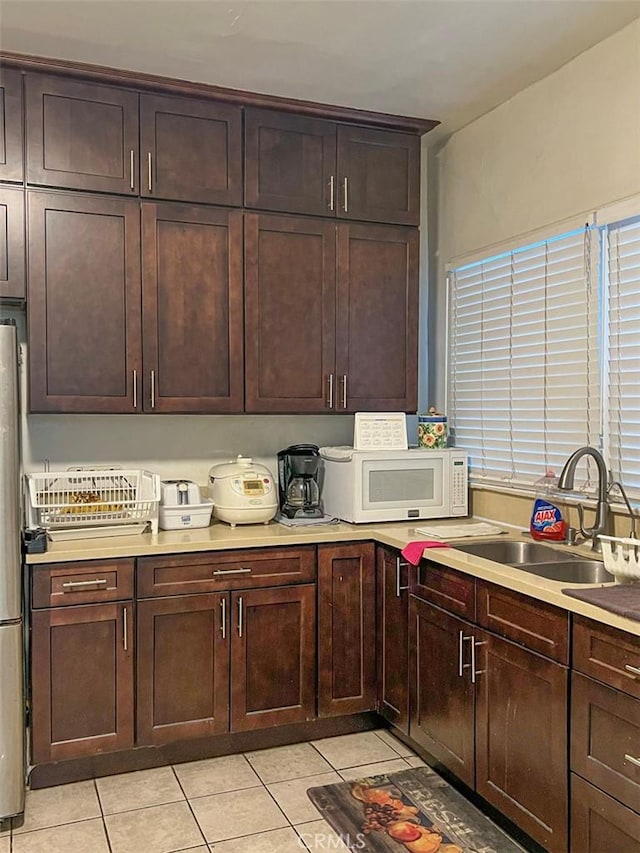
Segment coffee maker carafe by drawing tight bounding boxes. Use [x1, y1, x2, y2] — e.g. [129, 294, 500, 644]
[277, 444, 323, 519]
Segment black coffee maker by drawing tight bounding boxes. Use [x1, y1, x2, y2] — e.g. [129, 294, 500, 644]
[277, 444, 323, 519]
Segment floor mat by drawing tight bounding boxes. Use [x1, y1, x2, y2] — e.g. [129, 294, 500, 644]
[307, 766, 527, 853]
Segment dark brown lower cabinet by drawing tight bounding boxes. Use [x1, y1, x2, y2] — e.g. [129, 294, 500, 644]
[475, 631, 568, 853]
[377, 546, 410, 733]
[31, 602, 134, 763]
[409, 583, 568, 853]
[231, 585, 316, 731]
[317, 543, 376, 716]
[137, 585, 316, 741]
[136, 594, 229, 745]
[571, 774, 640, 852]
[409, 596, 474, 787]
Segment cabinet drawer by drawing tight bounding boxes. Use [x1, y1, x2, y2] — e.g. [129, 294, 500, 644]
[137, 546, 316, 597]
[412, 561, 475, 620]
[571, 671, 640, 812]
[32, 559, 134, 608]
[476, 581, 569, 663]
[573, 615, 640, 699]
[571, 774, 640, 852]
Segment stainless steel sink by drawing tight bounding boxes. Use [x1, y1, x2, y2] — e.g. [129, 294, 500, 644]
[513, 560, 614, 584]
[454, 539, 575, 565]
[454, 539, 614, 584]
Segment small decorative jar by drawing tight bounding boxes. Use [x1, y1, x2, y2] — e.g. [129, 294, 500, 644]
[418, 408, 448, 449]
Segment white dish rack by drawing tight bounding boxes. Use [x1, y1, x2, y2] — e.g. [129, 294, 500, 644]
[599, 535, 640, 583]
[26, 468, 161, 535]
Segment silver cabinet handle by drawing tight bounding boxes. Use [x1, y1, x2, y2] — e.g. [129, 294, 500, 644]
[132, 369, 138, 409]
[122, 605, 128, 652]
[212, 568, 252, 576]
[147, 152, 152, 192]
[220, 598, 227, 640]
[237, 597, 243, 638]
[62, 578, 108, 590]
[471, 639, 486, 684]
[625, 664, 640, 677]
[395, 556, 410, 597]
[458, 633, 472, 678]
[327, 374, 334, 409]
[150, 370, 156, 409]
[625, 754, 640, 768]
[130, 150, 135, 191]
[329, 176, 335, 212]
[341, 374, 347, 409]
[343, 177, 348, 212]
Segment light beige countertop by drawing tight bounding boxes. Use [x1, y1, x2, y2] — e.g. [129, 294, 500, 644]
[26, 518, 640, 639]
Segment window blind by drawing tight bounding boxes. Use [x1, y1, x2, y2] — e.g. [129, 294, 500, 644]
[448, 228, 600, 487]
[606, 216, 640, 496]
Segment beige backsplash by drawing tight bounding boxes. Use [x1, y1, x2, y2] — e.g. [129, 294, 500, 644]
[471, 487, 636, 539]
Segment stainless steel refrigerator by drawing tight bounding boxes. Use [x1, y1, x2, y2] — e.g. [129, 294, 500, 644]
[0, 318, 25, 819]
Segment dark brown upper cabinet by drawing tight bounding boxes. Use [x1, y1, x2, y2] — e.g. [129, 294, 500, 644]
[336, 222, 419, 412]
[337, 126, 420, 225]
[26, 74, 139, 195]
[245, 109, 421, 225]
[244, 213, 336, 413]
[0, 186, 25, 300]
[245, 110, 337, 217]
[140, 93, 242, 206]
[28, 191, 142, 413]
[142, 203, 244, 413]
[0, 68, 24, 182]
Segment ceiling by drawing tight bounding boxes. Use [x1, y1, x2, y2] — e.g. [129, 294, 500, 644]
[2, 0, 640, 137]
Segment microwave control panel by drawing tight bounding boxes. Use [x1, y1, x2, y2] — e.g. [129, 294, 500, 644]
[451, 458, 468, 513]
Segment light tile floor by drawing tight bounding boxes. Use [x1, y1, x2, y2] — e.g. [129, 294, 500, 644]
[1, 729, 427, 852]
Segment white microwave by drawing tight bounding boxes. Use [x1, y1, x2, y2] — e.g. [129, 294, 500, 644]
[320, 447, 468, 524]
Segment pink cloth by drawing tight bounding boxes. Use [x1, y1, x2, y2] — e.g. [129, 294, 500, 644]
[401, 540, 450, 566]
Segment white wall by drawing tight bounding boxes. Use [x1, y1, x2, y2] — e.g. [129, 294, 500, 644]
[432, 18, 640, 404]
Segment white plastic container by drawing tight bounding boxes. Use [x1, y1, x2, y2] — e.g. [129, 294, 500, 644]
[158, 499, 213, 531]
[598, 535, 640, 583]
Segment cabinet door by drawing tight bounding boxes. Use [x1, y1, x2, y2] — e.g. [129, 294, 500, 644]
[571, 774, 640, 852]
[337, 126, 420, 225]
[28, 192, 142, 413]
[0, 68, 23, 182]
[245, 109, 337, 216]
[408, 597, 475, 787]
[318, 543, 376, 716]
[0, 186, 25, 300]
[26, 74, 139, 194]
[231, 585, 316, 731]
[31, 602, 134, 763]
[376, 547, 409, 732]
[336, 223, 418, 412]
[475, 631, 568, 853]
[244, 213, 336, 413]
[571, 672, 640, 813]
[140, 93, 241, 206]
[142, 203, 243, 413]
[137, 594, 229, 745]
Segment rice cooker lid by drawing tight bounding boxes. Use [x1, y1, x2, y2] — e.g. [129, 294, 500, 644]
[209, 456, 269, 480]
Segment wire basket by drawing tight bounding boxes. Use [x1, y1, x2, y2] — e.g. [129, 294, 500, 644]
[26, 468, 161, 535]
[598, 535, 640, 584]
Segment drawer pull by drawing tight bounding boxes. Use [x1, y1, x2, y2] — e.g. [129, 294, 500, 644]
[62, 579, 108, 591]
[122, 605, 128, 652]
[212, 568, 252, 576]
[625, 664, 640, 677]
[624, 753, 640, 768]
[238, 597, 244, 638]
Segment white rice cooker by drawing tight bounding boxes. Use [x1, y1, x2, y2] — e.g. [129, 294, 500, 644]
[208, 456, 277, 526]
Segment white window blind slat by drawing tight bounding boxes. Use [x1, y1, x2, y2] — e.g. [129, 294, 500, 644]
[606, 216, 640, 496]
[448, 227, 599, 487]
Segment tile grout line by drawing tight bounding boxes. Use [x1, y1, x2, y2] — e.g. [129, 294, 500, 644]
[93, 777, 114, 853]
[168, 764, 209, 850]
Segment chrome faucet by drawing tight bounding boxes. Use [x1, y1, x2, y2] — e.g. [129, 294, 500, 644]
[557, 447, 609, 552]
